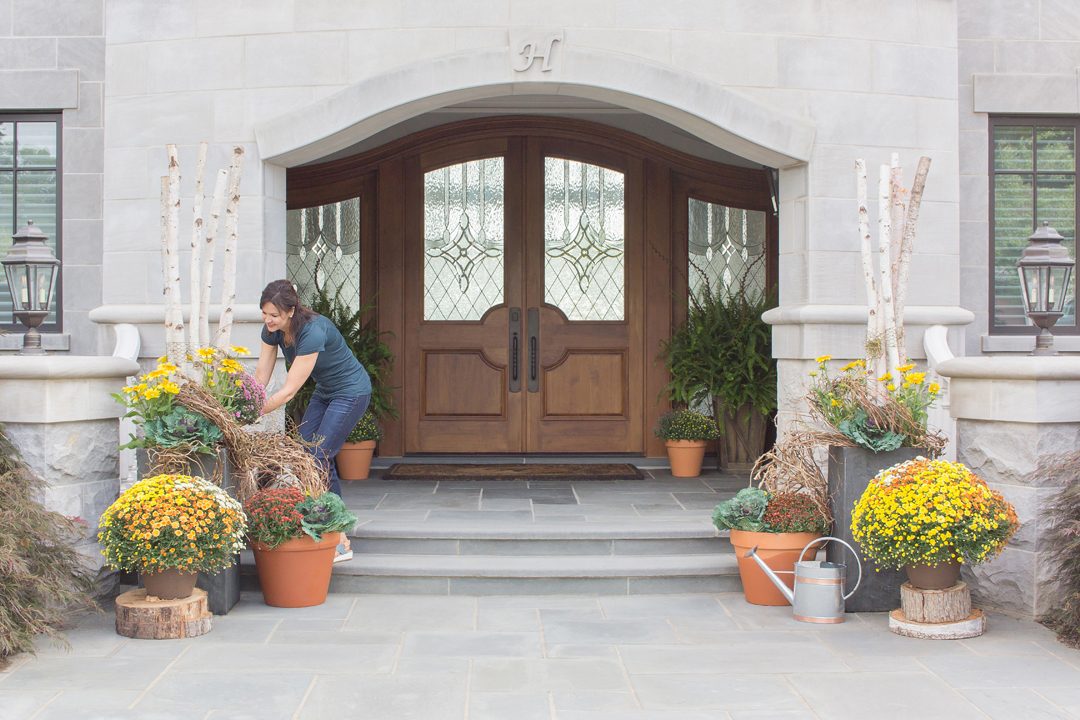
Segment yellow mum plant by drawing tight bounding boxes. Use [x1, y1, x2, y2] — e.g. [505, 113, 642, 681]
[97, 474, 246, 574]
[851, 457, 1019, 570]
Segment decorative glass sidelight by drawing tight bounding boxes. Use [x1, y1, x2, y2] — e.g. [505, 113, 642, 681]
[286, 197, 361, 313]
[423, 157, 505, 321]
[544, 157, 625, 321]
[688, 198, 766, 301]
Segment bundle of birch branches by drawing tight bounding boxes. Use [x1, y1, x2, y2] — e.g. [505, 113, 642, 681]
[160, 142, 245, 367]
[855, 153, 932, 379]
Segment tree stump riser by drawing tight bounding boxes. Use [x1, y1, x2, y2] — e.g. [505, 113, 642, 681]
[900, 581, 972, 624]
[889, 608, 985, 639]
[114, 588, 213, 640]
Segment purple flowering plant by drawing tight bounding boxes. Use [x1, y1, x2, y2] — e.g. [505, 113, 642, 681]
[194, 345, 265, 425]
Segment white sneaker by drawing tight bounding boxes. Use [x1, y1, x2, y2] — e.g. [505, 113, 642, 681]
[333, 543, 353, 563]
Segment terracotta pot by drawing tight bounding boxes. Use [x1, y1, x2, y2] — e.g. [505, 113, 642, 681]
[665, 439, 707, 478]
[729, 529, 823, 606]
[905, 561, 962, 590]
[140, 568, 198, 600]
[251, 533, 339, 607]
[337, 440, 376, 481]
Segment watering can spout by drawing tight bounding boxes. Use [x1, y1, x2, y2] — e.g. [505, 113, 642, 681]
[745, 546, 794, 604]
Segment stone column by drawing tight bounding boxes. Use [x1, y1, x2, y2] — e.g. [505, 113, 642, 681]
[936, 356, 1080, 619]
[0, 355, 139, 570]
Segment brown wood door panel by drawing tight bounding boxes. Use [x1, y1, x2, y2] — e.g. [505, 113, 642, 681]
[541, 350, 627, 417]
[421, 350, 506, 417]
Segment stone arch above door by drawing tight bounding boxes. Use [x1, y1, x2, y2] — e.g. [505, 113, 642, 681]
[253, 45, 815, 169]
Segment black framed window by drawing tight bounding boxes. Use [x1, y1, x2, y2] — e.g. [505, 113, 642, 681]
[990, 116, 1078, 334]
[0, 114, 62, 331]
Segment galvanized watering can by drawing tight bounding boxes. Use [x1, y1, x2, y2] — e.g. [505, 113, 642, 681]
[746, 537, 862, 624]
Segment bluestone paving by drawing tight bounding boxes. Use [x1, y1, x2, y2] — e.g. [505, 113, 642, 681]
[2, 591, 1080, 719]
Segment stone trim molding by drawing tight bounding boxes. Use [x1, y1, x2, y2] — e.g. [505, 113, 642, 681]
[0, 355, 138, 380]
[254, 46, 815, 169]
[938, 356, 1080, 423]
[0, 69, 79, 109]
[763, 304, 974, 327]
[0, 333, 70, 351]
[90, 304, 264, 324]
[981, 333, 1080, 354]
[973, 72, 1080, 114]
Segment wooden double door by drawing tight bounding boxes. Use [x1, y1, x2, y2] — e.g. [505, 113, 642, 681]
[403, 136, 644, 453]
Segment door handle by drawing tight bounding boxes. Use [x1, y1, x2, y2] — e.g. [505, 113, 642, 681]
[527, 307, 539, 393]
[509, 307, 521, 393]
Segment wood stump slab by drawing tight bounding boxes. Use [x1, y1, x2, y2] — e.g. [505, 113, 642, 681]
[889, 608, 985, 639]
[900, 581, 972, 623]
[115, 587, 212, 639]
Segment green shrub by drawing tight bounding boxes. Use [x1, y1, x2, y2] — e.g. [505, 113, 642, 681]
[346, 411, 382, 443]
[0, 425, 97, 668]
[655, 409, 720, 441]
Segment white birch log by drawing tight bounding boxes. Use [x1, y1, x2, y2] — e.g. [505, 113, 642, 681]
[888, 155, 907, 364]
[164, 146, 185, 366]
[855, 159, 880, 367]
[200, 168, 228, 347]
[877, 164, 901, 374]
[214, 146, 245, 349]
[188, 142, 208, 350]
[894, 156, 932, 353]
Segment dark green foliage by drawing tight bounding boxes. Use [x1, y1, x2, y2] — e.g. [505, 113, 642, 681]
[1040, 463, 1080, 648]
[296, 491, 359, 542]
[659, 273, 777, 423]
[838, 410, 905, 453]
[346, 411, 382, 443]
[122, 406, 223, 454]
[0, 425, 98, 667]
[655, 409, 720, 441]
[287, 280, 396, 428]
[711, 487, 769, 532]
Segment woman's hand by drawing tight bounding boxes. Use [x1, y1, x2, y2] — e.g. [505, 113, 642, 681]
[260, 352, 318, 415]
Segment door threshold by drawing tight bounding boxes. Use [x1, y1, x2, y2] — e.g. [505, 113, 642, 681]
[371, 454, 675, 469]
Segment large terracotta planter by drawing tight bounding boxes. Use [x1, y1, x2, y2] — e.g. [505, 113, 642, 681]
[729, 529, 822, 606]
[337, 440, 376, 481]
[251, 533, 339, 607]
[665, 439, 707, 477]
[905, 561, 962, 590]
[140, 568, 198, 600]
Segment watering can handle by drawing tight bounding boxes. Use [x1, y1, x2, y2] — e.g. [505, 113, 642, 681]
[799, 536, 863, 601]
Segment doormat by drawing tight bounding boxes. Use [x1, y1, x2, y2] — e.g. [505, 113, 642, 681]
[384, 463, 645, 481]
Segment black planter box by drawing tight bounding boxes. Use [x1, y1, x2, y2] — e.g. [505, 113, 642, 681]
[137, 447, 240, 615]
[827, 445, 922, 612]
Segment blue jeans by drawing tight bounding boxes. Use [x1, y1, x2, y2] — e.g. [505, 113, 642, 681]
[298, 393, 370, 497]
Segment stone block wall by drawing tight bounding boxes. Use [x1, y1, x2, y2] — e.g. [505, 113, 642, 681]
[956, 418, 1075, 617]
[957, 0, 1080, 355]
[0, 0, 105, 356]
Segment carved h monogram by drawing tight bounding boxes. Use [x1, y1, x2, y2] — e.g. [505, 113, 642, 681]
[514, 31, 563, 72]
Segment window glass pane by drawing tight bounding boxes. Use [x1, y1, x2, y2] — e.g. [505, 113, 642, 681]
[0, 123, 12, 168]
[688, 198, 766, 302]
[12, 170, 58, 325]
[423, 157, 505, 321]
[543, 157, 625, 321]
[1036, 174, 1076, 324]
[1036, 128, 1076, 172]
[994, 126, 1033, 171]
[993, 173, 1034, 327]
[286, 197, 361, 314]
[16, 122, 57, 168]
[0, 172, 12, 323]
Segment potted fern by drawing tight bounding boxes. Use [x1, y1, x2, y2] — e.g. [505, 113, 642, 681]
[659, 273, 776, 471]
[337, 411, 382, 480]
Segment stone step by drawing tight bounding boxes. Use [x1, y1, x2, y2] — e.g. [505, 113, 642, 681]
[240, 551, 740, 596]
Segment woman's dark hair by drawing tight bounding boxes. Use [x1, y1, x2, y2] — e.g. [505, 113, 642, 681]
[260, 279, 316, 341]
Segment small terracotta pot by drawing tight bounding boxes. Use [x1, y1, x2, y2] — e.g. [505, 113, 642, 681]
[905, 561, 962, 590]
[729, 529, 822, 606]
[140, 568, 198, 600]
[665, 439, 707, 477]
[251, 533, 339, 608]
[337, 440, 376, 481]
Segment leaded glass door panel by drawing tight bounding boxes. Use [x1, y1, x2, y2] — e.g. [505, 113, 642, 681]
[403, 136, 644, 453]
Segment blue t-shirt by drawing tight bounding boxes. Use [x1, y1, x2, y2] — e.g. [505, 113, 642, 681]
[261, 314, 372, 400]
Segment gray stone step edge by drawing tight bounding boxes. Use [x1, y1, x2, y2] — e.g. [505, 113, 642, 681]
[349, 520, 728, 540]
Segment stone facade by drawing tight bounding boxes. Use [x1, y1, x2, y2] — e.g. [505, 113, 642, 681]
[0, 0, 105, 355]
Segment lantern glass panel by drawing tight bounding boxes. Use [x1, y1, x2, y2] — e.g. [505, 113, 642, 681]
[1019, 265, 1047, 313]
[1050, 265, 1072, 313]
